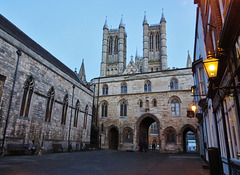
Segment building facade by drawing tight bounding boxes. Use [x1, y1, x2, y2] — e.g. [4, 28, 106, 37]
[192, 0, 240, 174]
[0, 15, 93, 153]
[91, 13, 198, 152]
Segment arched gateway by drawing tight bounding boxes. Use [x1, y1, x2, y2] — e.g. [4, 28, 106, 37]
[136, 113, 161, 150]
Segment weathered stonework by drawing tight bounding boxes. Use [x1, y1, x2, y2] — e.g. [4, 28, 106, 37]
[0, 15, 93, 152]
[91, 68, 198, 152]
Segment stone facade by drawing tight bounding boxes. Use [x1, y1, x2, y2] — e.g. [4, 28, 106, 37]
[91, 68, 197, 152]
[91, 12, 198, 152]
[0, 15, 93, 152]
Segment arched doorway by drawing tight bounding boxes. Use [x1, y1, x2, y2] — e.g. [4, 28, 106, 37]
[181, 125, 197, 153]
[108, 126, 119, 150]
[136, 114, 160, 151]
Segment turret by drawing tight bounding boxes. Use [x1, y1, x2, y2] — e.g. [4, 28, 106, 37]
[143, 12, 149, 73]
[118, 16, 126, 74]
[160, 9, 167, 70]
[100, 17, 109, 77]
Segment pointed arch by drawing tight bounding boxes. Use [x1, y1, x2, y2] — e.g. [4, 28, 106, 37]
[83, 105, 88, 129]
[123, 127, 133, 143]
[45, 86, 55, 122]
[114, 36, 118, 54]
[170, 77, 178, 90]
[73, 100, 80, 127]
[61, 94, 68, 125]
[20, 75, 34, 117]
[164, 126, 177, 144]
[102, 84, 108, 95]
[156, 32, 160, 51]
[152, 98, 157, 107]
[101, 100, 108, 118]
[150, 33, 154, 52]
[109, 36, 113, 55]
[119, 99, 127, 117]
[144, 80, 151, 92]
[121, 82, 127, 94]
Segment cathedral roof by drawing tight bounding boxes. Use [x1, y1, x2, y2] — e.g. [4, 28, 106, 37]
[0, 14, 85, 86]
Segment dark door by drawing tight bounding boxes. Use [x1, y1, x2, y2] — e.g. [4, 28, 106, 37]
[109, 127, 118, 150]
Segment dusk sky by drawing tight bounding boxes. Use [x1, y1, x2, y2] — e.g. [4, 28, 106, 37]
[0, 0, 197, 81]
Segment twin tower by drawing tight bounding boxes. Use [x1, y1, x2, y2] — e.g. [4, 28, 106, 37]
[100, 12, 167, 77]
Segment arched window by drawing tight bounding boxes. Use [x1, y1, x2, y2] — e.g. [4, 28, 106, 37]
[150, 33, 154, 52]
[45, 86, 54, 122]
[121, 83, 127, 94]
[73, 100, 80, 127]
[109, 36, 113, 55]
[123, 127, 133, 143]
[101, 101, 108, 117]
[164, 127, 176, 143]
[156, 33, 160, 51]
[144, 80, 151, 92]
[83, 105, 88, 129]
[171, 98, 180, 116]
[20, 75, 34, 117]
[120, 101, 127, 117]
[102, 84, 108, 95]
[170, 78, 178, 90]
[153, 99, 157, 107]
[61, 94, 68, 125]
[150, 122, 158, 134]
[139, 100, 143, 108]
[114, 37, 118, 54]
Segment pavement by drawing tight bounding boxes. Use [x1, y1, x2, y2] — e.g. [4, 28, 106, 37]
[0, 150, 209, 175]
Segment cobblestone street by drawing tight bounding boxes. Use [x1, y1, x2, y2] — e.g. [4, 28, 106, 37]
[0, 150, 209, 175]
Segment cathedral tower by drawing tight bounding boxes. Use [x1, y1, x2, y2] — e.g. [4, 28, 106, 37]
[142, 11, 167, 72]
[100, 17, 127, 77]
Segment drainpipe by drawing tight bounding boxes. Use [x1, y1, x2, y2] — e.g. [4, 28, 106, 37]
[2, 50, 22, 148]
[97, 78, 100, 148]
[68, 84, 75, 151]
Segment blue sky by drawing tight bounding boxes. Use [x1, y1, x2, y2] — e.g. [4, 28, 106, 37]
[0, 0, 197, 81]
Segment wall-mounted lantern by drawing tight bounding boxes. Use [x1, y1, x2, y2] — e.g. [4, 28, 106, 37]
[203, 52, 219, 79]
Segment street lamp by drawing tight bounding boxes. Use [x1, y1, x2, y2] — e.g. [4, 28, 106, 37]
[203, 52, 219, 79]
[187, 104, 197, 118]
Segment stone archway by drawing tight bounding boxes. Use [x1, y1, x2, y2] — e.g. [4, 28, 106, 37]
[180, 124, 197, 153]
[136, 113, 161, 150]
[108, 125, 119, 150]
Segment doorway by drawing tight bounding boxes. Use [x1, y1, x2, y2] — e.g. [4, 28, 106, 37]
[108, 126, 119, 150]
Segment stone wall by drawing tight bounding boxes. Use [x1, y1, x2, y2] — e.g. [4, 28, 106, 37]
[91, 68, 198, 152]
[0, 20, 93, 152]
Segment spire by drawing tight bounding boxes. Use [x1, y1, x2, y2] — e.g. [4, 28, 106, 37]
[103, 16, 108, 29]
[78, 59, 87, 84]
[186, 50, 192, 68]
[135, 48, 138, 58]
[161, 8, 166, 22]
[143, 11, 148, 25]
[119, 15, 124, 28]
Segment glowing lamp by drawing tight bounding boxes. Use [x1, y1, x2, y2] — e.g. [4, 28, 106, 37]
[203, 52, 219, 79]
